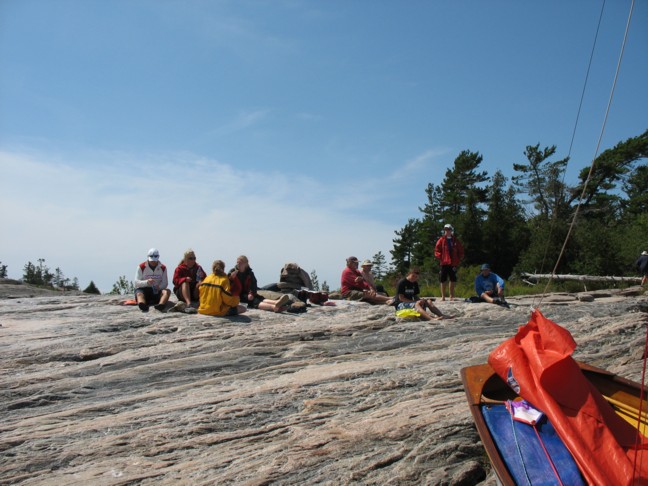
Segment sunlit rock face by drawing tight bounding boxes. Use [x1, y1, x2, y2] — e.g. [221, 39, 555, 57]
[1, 284, 646, 485]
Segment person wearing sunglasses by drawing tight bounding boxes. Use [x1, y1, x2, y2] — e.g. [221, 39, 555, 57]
[172, 249, 206, 311]
[134, 248, 172, 312]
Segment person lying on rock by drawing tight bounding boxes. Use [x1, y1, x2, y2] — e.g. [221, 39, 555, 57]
[395, 268, 448, 320]
[134, 248, 172, 312]
[474, 264, 509, 307]
[228, 255, 292, 313]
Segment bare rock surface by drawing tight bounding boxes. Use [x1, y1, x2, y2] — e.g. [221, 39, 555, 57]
[1, 286, 647, 485]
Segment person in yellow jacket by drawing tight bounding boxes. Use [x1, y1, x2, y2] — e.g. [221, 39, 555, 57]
[198, 260, 248, 316]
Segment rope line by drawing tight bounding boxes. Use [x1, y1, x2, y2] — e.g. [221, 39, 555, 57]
[537, 0, 635, 306]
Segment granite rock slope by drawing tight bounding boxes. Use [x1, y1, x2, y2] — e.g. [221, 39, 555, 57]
[1, 288, 647, 485]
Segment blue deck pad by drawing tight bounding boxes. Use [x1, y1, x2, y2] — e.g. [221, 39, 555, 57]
[481, 404, 586, 485]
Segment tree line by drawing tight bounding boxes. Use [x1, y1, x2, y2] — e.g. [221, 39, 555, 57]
[0, 259, 101, 294]
[386, 129, 648, 285]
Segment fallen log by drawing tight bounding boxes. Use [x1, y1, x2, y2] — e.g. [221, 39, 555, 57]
[520, 273, 641, 284]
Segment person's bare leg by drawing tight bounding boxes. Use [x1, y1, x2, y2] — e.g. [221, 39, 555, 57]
[449, 281, 455, 301]
[440, 282, 447, 301]
[180, 282, 192, 304]
[414, 301, 433, 321]
[481, 292, 495, 304]
[159, 289, 171, 305]
[421, 299, 445, 319]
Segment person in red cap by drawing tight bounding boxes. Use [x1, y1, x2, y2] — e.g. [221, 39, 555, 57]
[434, 224, 464, 301]
[340, 256, 391, 304]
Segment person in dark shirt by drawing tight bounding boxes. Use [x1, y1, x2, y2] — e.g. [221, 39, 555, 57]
[395, 268, 448, 320]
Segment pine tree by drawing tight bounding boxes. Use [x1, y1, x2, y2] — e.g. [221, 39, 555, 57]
[310, 270, 320, 291]
[83, 281, 101, 294]
[110, 275, 135, 295]
[371, 251, 388, 280]
[0, 262, 6, 278]
[390, 219, 418, 275]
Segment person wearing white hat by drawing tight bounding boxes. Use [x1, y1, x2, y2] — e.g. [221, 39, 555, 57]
[133, 248, 171, 312]
[361, 259, 389, 297]
[636, 251, 648, 286]
[340, 256, 391, 304]
[434, 224, 464, 301]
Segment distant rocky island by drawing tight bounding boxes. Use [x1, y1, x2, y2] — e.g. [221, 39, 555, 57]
[1, 279, 646, 484]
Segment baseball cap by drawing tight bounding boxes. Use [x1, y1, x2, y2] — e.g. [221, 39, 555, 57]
[147, 248, 160, 262]
[480, 263, 491, 271]
[443, 224, 453, 231]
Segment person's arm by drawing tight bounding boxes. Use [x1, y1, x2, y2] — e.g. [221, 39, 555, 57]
[474, 275, 484, 296]
[222, 279, 241, 307]
[495, 273, 505, 292]
[173, 266, 185, 288]
[342, 268, 366, 292]
[134, 265, 148, 289]
[434, 238, 443, 260]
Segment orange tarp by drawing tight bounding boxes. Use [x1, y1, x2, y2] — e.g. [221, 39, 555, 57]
[488, 309, 648, 485]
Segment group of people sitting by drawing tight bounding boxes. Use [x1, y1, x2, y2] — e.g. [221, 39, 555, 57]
[134, 249, 292, 316]
[134, 243, 509, 319]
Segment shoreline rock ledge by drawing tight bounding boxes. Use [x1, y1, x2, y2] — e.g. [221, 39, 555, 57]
[1, 287, 647, 485]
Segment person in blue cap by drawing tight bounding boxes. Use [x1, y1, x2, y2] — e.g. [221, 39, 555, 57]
[474, 263, 508, 306]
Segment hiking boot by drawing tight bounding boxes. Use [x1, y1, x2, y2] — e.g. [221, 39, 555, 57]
[169, 301, 187, 313]
[184, 307, 197, 314]
[154, 303, 166, 312]
[138, 303, 149, 312]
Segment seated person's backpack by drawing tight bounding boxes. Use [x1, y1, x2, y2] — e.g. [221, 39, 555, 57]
[277, 263, 313, 291]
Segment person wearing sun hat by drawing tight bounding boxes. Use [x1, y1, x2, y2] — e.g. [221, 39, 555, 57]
[636, 251, 648, 286]
[340, 256, 391, 304]
[133, 248, 171, 312]
[434, 223, 464, 301]
[360, 259, 389, 296]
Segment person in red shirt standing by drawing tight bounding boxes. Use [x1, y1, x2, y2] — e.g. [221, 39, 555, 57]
[434, 224, 464, 301]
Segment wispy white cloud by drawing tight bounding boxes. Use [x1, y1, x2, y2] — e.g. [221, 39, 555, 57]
[210, 109, 271, 137]
[0, 148, 398, 293]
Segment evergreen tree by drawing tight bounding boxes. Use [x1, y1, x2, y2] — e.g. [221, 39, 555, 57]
[512, 144, 569, 219]
[622, 164, 648, 218]
[0, 261, 7, 278]
[310, 270, 320, 291]
[23, 261, 39, 285]
[482, 171, 529, 278]
[83, 281, 101, 294]
[321, 281, 330, 292]
[371, 251, 388, 280]
[390, 219, 418, 275]
[110, 275, 135, 295]
[53, 267, 65, 288]
[572, 129, 648, 212]
[439, 150, 488, 220]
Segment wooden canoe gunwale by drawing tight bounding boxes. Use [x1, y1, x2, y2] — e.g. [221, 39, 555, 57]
[460, 361, 648, 486]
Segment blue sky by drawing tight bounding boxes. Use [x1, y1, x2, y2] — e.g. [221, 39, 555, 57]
[1, 0, 646, 293]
